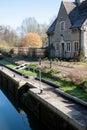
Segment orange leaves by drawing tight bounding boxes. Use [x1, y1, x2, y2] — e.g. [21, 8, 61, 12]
[21, 33, 42, 48]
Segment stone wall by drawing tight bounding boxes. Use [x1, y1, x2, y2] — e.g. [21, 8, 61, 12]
[0, 70, 20, 97]
[0, 66, 85, 130]
[13, 47, 47, 58]
[21, 90, 78, 130]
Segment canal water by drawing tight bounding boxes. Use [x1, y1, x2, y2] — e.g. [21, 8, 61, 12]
[0, 89, 48, 130]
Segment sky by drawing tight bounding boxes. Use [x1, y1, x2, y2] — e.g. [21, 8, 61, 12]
[0, 0, 74, 29]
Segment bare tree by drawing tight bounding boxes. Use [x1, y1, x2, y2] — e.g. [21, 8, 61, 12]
[18, 17, 48, 46]
[0, 25, 20, 47]
[19, 17, 39, 37]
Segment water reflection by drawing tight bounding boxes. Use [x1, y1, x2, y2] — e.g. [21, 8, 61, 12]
[0, 89, 48, 130]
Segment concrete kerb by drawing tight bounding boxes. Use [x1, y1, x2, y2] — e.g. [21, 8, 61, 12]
[0, 63, 29, 79]
[35, 77, 61, 88]
[28, 89, 87, 130]
[36, 77, 87, 107]
[1, 63, 87, 108]
[56, 89, 87, 107]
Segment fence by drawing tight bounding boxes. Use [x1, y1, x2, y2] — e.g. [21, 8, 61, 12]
[13, 47, 47, 58]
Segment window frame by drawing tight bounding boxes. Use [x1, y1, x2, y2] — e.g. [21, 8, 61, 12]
[66, 42, 71, 52]
[74, 41, 79, 52]
[60, 21, 65, 31]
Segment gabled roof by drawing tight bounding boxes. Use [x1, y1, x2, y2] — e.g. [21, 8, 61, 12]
[68, 1, 87, 28]
[47, 18, 57, 34]
[47, 0, 87, 34]
[63, 1, 76, 14]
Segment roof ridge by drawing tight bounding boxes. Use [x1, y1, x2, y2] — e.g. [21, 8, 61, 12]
[62, 0, 73, 3]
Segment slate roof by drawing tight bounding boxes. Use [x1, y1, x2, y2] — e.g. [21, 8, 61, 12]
[47, 0, 87, 34]
[47, 18, 57, 34]
[68, 1, 87, 28]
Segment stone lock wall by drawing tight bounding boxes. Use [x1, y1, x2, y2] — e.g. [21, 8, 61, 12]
[21, 90, 78, 130]
[0, 70, 19, 97]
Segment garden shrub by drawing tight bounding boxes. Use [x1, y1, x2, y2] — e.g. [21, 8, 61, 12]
[47, 68, 57, 75]
[81, 81, 87, 92]
[28, 63, 38, 69]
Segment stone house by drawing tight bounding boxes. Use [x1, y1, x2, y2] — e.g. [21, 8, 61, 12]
[47, 0, 87, 59]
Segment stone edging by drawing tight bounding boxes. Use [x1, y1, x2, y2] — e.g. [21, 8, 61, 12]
[56, 88, 87, 107]
[36, 77, 87, 107]
[35, 77, 61, 88]
[1, 64, 87, 108]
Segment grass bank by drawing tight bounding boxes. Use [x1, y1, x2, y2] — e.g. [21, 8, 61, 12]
[0, 59, 16, 68]
[18, 64, 87, 102]
[1, 60, 87, 102]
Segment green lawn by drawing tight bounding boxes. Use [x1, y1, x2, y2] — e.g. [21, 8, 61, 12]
[60, 86, 87, 101]
[7, 64, 16, 68]
[18, 69, 37, 77]
[0, 59, 16, 68]
[1, 59, 87, 102]
[20, 68, 87, 102]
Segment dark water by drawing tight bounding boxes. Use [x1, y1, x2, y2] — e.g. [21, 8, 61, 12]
[0, 90, 48, 130]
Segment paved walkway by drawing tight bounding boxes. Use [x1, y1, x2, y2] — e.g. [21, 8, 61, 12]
[29, 80, 87, 130]
[0, 65, 87, 130]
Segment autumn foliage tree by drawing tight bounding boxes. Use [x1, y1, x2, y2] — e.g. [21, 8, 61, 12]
[18, 17, 48, 46]
[21, 33, 42, 48]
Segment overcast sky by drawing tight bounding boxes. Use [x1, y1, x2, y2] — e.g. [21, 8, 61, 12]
[0, 0, 74, 29]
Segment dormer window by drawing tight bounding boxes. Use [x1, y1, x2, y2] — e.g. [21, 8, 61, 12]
[60, 21, 65, 30]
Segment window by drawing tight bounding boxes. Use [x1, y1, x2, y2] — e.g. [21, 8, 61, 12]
[74, 42, 79, 51]
[60, 21, 65, 30]
[66, 43, 71, 52]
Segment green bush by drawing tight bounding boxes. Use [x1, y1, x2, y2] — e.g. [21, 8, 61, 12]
[0, 45, 6, 53]
[28, 63, 38, 69]
[47, 68, 57, 75]
[81, 81, 87, 92]
[43, 57, 49, 61]
[78, 50, 84, 62]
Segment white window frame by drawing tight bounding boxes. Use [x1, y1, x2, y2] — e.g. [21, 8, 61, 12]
[66, 42, 71, 52]
[74, 41, 79, 52]
[60, 21, 65, 31]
